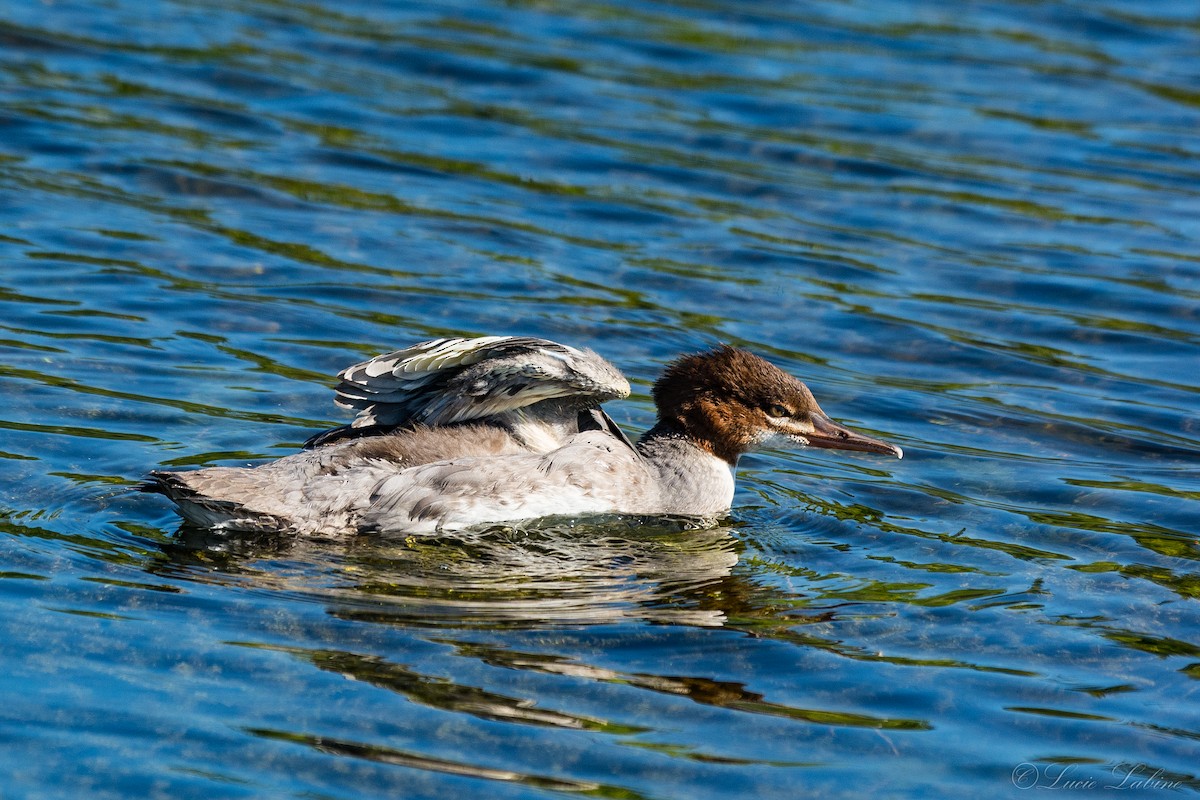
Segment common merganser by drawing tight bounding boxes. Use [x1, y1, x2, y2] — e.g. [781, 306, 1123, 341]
[146, 336, 902, 535]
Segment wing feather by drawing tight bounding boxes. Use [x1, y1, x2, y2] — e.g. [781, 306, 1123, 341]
[304, 336, 630, 448]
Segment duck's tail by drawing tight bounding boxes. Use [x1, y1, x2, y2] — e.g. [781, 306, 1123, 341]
[141, 469, 290, 532]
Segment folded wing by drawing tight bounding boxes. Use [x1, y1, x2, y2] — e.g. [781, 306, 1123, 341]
[305, 336, 631, 448]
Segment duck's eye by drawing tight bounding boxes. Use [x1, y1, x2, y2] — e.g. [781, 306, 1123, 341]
[767, 403, 790, 419]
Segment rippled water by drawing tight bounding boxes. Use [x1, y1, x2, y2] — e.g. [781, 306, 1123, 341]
[2, 0, 1199, 797]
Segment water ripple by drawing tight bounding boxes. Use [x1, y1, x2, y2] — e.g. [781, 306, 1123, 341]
[1, 0, 1199, 797]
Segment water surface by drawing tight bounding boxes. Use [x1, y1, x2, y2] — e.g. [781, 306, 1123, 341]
[1, 0, 1199, 797]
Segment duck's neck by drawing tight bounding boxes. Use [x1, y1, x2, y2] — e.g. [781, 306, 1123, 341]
[636, 421, 737, 516]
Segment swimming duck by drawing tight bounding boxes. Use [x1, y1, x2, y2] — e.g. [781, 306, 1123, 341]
[146, 336, 902, 535]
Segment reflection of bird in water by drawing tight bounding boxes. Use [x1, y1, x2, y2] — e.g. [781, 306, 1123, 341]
[160, 517, 742, 627]
[350, 519, 742, 626]
[146, 336, 901, 535]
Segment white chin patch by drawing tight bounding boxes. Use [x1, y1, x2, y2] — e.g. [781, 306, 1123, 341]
[754, 430, 807, 450]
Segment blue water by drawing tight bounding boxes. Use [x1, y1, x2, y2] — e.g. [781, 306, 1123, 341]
[2, 0, 1199, 797]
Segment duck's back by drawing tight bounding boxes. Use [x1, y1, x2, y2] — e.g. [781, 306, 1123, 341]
[146, 336, 642, 535]
[151, 424, 656, 535]
[149, 424, 529, 534]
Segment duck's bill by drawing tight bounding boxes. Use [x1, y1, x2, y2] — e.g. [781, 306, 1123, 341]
[807, 413, 904, 459]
